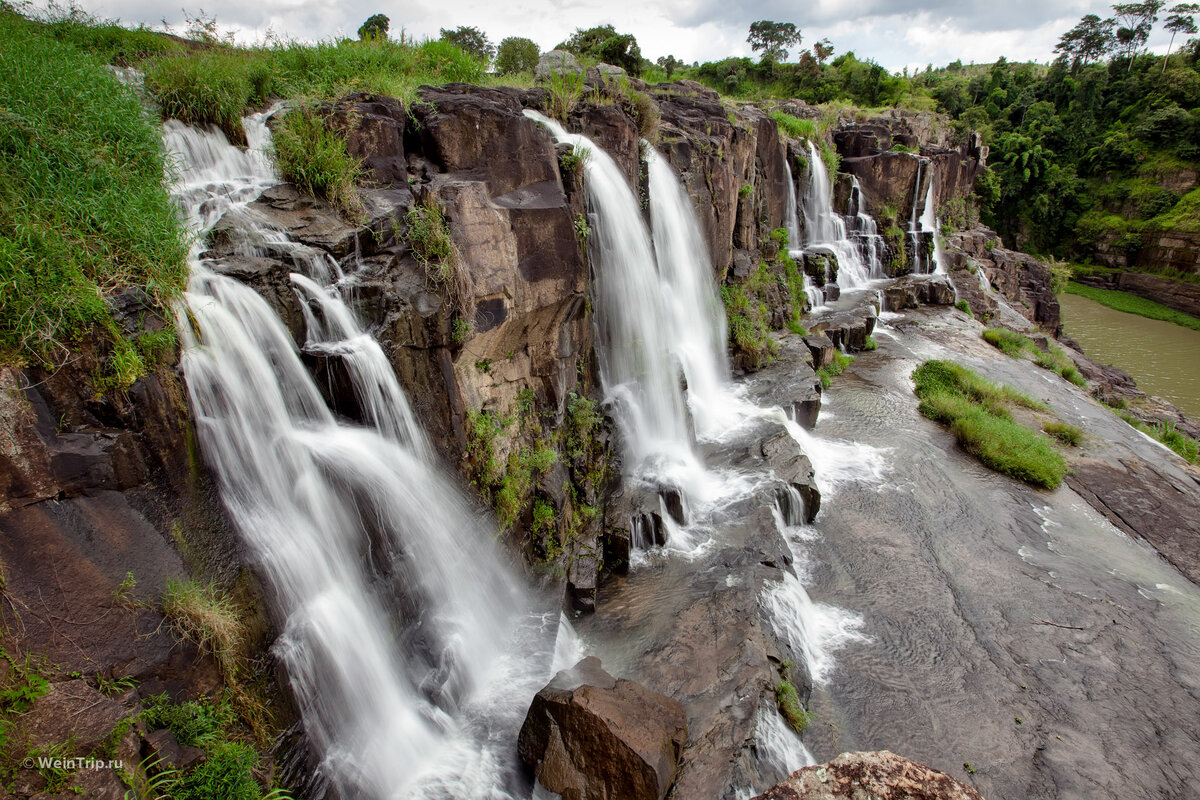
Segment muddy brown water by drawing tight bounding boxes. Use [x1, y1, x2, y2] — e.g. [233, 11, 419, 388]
[1059, 291, 1200, 420]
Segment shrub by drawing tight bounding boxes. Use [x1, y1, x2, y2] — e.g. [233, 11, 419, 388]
[496, 36, 539, 75]
[912, 360, 1065, 489]
[954, 299, 974, 317]
[272, 105, 365, 219]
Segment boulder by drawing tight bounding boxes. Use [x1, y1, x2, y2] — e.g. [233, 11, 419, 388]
[536, 50, 582, 79]
[884, 275, 957, 311]
[518, 657, 688, 800]
[752, 751, 985, 800]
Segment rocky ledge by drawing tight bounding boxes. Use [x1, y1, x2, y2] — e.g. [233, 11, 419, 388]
[752, 751, 985, 800]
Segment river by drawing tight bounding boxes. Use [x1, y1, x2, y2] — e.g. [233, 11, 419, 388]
[1059, 291, 1200, 421]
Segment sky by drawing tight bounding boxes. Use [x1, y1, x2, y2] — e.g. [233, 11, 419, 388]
[37, 0, 1190, 73]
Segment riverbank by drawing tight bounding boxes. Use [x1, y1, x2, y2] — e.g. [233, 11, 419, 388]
[1064, 281, 1200, 333]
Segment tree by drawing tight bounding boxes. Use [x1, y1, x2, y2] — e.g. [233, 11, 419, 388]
[495, 37, 539, 75]
[1111, 1, 1165, 68]
[747, 20, 802, 62]
[440, 26, 495, 62]
[656, 54, 682, 79]
[357, 14, 389, 42]
[558, 25, 643, 75]
[1163, 3, 1200, 72]
[1054, 14, 1116, 69]
[812, 38, 835, 65]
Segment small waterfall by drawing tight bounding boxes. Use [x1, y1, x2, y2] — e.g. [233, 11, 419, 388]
[846, 176, 887, 278]
[801, 141, 874, 289]
[784, 160, 825, 309]
[170, 114, 554, 799]
[919, 174, 947, 274]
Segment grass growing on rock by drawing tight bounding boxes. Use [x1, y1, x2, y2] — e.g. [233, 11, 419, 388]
[775, 679, 812, 735]
[0, 9, 188, 371]
[1111, 410, 1200, 464]
[1063, 282, 1200, 333]
[271, 105, 365, 218]
[912, 360, 1066, 490]
[162, 579, 246, 681]
[982, 327, 1087, 387]
[816, 352, 855, 389]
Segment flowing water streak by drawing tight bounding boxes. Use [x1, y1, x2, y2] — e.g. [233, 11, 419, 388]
[524, 111, 709, 499]
[801, 140, 874, 289]
[919, 171, 947, 275]
[784, 160, 825, 308]
[169, 115, 550, 799]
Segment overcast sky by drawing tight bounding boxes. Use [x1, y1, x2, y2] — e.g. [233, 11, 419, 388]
[39, 0, 1188, 73]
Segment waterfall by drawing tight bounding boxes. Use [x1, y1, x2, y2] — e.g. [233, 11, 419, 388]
[524, 111, 710, 500]
[169, 114, 557, 799]
[919, 174, 947, 274]
[846, 176, 887, 278]
[800, 141, 874, 289]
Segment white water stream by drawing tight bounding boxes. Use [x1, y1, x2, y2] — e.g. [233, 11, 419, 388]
[801, 140, 878, 289]
[168, 115, 560, 799]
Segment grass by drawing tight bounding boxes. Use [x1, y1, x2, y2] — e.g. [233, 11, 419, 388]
[721, 283, 778, 368]
[1043, 420, 1084, 446]
[954, 299, 974, 318]
[1113, 410, 1200, 463]
[271, 105, 365, 218]
[406, 198, 473, 315]
[775, 679, 812, 735]
[0, 9, 188, 372]
[816, 352, 854, 389]
[143, 37, 486, 139]
[161, 579, 245, 681]
[982, 327, 1087, 387]
[768, 110, 817, 141]
[912, 360, 1066, 489]
[1063, 282, 1200, 333]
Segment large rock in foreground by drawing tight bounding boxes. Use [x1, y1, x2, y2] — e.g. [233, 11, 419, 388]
[518, 657, 687, 800]
[752, 751, 985, 800]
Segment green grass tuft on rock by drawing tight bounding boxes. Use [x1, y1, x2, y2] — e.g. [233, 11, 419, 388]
[982, 327, 1088, 388]
[912, 360, 1066, 489]
[271, 105, 365, 218]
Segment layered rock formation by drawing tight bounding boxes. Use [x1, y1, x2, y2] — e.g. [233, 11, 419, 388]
[752, 751, 985, 800]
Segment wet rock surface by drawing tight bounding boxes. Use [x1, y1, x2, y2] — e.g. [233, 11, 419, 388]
[800, 307, 1200, 800]
[518, 656, 687, 800]
[752, 751, 985, 800]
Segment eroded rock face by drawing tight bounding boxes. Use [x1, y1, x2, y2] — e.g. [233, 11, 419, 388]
[518, 657, 688, 800]
[752, 751, 986, 800]
[884, 275, 957, 310]
[947, 227, 1060, 334]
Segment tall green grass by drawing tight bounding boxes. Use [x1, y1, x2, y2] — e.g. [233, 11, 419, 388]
[912, 360, 1066, 489]
[0, 9, 187, 371]
[144, 38, 487, 138]
[769, 109, 816, 140]
[1064, 281, 1200, 333]
[272, 106, 365, 218]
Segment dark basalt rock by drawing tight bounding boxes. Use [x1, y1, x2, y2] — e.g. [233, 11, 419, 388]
[518, 657, 688, 800]
[884, 275, 957, 311]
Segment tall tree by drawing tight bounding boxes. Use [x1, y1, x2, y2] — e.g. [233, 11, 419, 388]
[1111, 1, 1165, 68]
[747, 20, 802, 62]
[440, 26, 495, 62]
[1163, 3, 1200, 71]
[558, 25, 644, 75]
[357, 14, 389, 42]
[812, 38, 835, 65]
[656, 55, 682, 79]
[1054, 14, 1116, 69]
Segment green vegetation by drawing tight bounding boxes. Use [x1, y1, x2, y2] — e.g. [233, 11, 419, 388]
[272, 105, 365, 218]
[954, 299, 975, 318]
[721, 282, 777, 368]
[439, 25, 494, 62]
[557, 24, 643, 75]
[775, 679, 812, 734]
[1112, 408, 1200, 462]
[816, 352, 854, 388]
[406, 199, 472, 315]
[863, 335, 878, 351]
[1044, 420, 1085, 445]
[1063, 282, 1200, 332]
[162, 579, 245, 681]
[912, 360, 1067, 489]
[135, 694, 291, 800]
[0, 9, 187, 375]
[768, 109, 817, 140]
[982, 327, 1088, 386]
[496, 36, 539, 75]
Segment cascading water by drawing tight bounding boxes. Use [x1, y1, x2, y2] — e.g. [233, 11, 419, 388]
[168, 114, 559, 799]
[846, 176, 887, 277]
[784, 160, 826, 309]
[801, 140, 876, 289]
[524, 111, 717, 504]
[919, 174, 947, 274]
